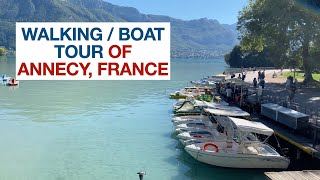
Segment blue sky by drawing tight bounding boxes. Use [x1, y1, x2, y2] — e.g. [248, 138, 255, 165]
[106, 0, 248, 24]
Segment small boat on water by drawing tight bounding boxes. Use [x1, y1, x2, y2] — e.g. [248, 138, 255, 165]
[175, 121, 212, 133]
[177, 129, 226, 146]
[176, 114, 233, 145]
[172, 115, 209, 126]
[173, 98, 228, 111]
[6, 78, 19, 86]
[203, 108, 250, 118]
[185, 117, 290, 169]
[190, 75, 225, 87]
[170, 87, 211, 99]
[173, 100, 229, 116]
[172, 106, 249, 125]
[1, 74, 11, 82]
[173, 99, 187, 109]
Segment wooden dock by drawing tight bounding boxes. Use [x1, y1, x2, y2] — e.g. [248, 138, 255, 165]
[265, 170, 320, 180]
[252, 115, 320, 159]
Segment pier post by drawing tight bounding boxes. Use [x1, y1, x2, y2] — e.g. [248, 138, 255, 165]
[296, 149, 301, 160]
[313, 129, 317, 148]
[313, 124, 319, 148]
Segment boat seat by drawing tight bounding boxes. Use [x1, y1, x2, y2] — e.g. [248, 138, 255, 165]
[245, 146, 258, 154]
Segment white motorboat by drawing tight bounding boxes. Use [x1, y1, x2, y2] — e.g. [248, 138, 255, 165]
[172, 115, 210, 126]
[185, 117, 290, 169]
[1, 74, 11, 82]
[173, 99, 187, 109]
[203, 108, 250, 118]
[170, 87, 210, 99]
[173, 100, 230, 116]
[6, 78, 19, 86]
[175, 120, 214, 133]
[172, 106, 249, 125]
[177, 129, 226, 146]
[191, 75, 225, 86]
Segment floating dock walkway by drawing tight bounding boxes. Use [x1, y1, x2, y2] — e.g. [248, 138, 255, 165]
[252, 115, 320, 159]
[265, 170, 320, 180]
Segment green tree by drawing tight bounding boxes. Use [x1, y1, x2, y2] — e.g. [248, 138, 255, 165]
[224, 45, 274, 68]
[224, 45, 242, 67]
[0, 48, 6, 56]
[238, 0, 320, 83]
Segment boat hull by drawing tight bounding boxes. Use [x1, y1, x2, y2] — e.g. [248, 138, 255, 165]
[185, 147, 289, 169]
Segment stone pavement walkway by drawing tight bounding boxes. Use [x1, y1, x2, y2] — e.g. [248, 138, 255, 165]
[227, 69, 320, 125]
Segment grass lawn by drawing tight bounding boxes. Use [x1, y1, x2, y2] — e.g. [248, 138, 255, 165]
[281, 71, 320, 81]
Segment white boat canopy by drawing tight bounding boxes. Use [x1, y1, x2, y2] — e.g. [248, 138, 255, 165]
[204, 108, 250, 117]
[228, 117, 274, 136]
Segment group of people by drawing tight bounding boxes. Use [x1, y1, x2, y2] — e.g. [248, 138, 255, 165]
[216, 82, 248, 103]
[230, 71, 247, 81]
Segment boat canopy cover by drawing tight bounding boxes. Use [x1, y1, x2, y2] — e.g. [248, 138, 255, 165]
[193, 100, 208, 106]
[204, 108, 250, 117]
[229, 117, 274, 136]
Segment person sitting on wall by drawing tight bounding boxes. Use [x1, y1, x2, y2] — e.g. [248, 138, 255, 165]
[272, 71, 277, 78]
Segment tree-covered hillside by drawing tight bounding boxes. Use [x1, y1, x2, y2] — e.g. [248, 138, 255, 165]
[0, 0, 238, 58]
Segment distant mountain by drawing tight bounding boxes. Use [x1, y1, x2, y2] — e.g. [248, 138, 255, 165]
[0, 0, 238, 58]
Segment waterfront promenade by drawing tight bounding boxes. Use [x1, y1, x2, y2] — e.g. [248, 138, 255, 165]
[226, 69, 320, 155]
[227, 69, 320, 125]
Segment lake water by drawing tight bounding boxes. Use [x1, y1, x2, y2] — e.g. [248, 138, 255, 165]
[0, 57, 264, 180]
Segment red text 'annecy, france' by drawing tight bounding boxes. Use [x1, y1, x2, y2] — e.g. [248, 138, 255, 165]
[16, 22, 170, 80]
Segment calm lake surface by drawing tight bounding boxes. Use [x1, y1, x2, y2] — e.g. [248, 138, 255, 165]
[0, 57, 264, 180]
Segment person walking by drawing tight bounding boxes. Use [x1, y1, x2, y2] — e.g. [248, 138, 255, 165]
[285, 76, 291, 90]
[226, 86, 232, 103]
[259, 79, 265, 89]
[241, 72, 246, 81]
[261, 70, 265, 80]
[253, 78, 257, 88]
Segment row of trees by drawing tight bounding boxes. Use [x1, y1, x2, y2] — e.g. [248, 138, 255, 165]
[224, 45, 274, 68]
[226, 0, 320, 83]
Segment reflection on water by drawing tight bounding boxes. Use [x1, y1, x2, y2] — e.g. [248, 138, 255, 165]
[0, 57, 264, 179]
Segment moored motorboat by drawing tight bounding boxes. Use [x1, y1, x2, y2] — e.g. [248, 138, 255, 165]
[6, 78, 19, 86]
[177, 129, 226, 146]
[1, 74, 11, 82]
[185, 141, 289, 169]
[175, 120, 216, 133]
[170, 87, 209, 99]
[172, 106, 248, 125]
[172, 115, 210, 126]
[173, 100, 229, 116]
[184, 117, 290, 169]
